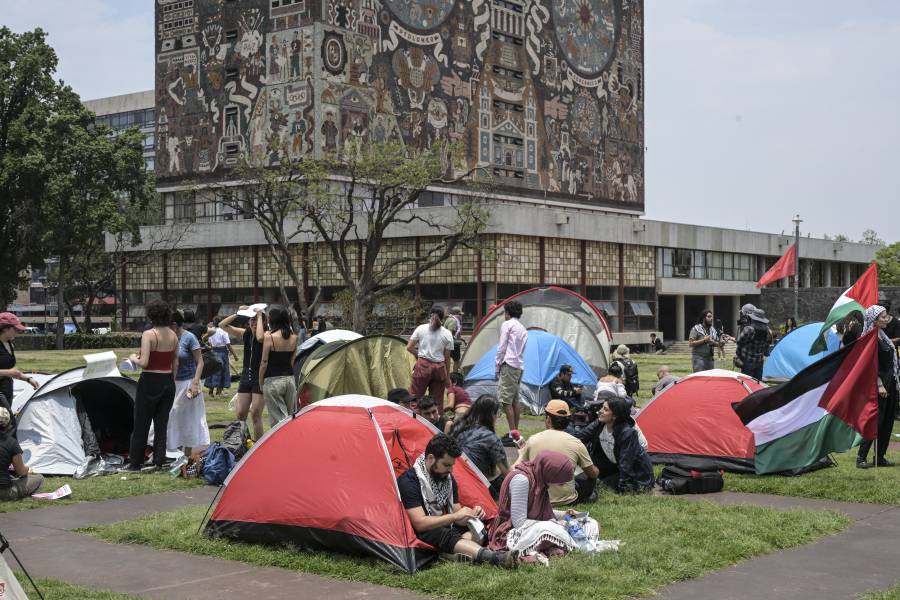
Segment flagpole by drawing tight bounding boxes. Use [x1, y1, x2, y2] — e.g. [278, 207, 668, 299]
[793, 215, 802, 324]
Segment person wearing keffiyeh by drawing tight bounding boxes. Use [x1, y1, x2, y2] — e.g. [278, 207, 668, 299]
[856, 305, 899, 468]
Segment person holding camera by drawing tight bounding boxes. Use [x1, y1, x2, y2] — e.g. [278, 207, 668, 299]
[734, 304, 772, 380]
[688, 309, 724, 372]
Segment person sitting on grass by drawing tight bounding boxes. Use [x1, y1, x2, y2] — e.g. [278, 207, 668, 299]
[0, 407, 43, 501]
[652, 365, 679, 397]
[416, 396, 450, 432]
[449, 395, 509, 498]
[593, 397, 654, 493]
[515, 400, 598, 506]
[446, 372, 472, 417]
[396, 433, 518, 568]
[594, 362, 627, 400]
[549, 364, 584, 410]
[488, 450, 600, 560]
[387, 388, 413, 409]
[650, 333, 666, 354]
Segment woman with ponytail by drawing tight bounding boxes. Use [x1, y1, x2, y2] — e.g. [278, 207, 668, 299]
[259, 305, 298, 427]
[406, 306, 454, 412]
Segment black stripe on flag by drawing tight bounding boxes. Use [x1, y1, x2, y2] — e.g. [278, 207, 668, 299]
[732, 339, 856, 425]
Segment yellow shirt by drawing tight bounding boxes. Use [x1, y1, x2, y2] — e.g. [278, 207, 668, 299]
[515, 429, 594, 506]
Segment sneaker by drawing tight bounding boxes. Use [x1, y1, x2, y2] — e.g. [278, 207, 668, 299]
[496, 549, 519, 569]
[856, 459, 872, 469]
[876, 458, 894, 467]
[141, 464, 162, 473]
[119, 465, 142, 473]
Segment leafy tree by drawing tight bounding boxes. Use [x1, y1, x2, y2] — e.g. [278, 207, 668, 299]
[0, 27, 63, 306]
[832, 234, 850, 242]
[876, 242, 900, 286]
[861, 229, 885, 246]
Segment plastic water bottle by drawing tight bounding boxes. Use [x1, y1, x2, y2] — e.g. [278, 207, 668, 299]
[564, 516, 588, 545]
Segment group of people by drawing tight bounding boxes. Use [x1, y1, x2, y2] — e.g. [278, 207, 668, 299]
[689, 303, 773, 379]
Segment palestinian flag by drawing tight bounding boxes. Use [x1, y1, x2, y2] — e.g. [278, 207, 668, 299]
[733, 331, 879, 474]
[809, 262, 878, 354]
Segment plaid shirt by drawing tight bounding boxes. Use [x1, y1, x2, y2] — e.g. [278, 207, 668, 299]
[736, 325, 770, 366]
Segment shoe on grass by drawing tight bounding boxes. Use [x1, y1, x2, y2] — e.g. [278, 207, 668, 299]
[876, 458, 894, 467]
[856, 458, 872, 469]
[119, 465, 142, 473]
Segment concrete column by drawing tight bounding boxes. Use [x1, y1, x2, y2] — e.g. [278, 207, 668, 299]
[732, 296, 742, 337]
[675, 294, 685, 341]
[704, 294, 714, 312]
[842, 263, 852, 287]
[823, 262, 832, 287]
[802, 260, 812, 288]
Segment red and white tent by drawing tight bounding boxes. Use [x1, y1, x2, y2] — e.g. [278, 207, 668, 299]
[205, 395, 497, 573]
[636, 370, 765, 473]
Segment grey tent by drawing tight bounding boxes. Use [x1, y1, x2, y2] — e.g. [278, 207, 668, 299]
[11, 368, 137, 475]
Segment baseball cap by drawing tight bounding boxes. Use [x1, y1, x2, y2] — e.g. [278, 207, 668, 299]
[559, 364, 573, 374]
[0, 312, 26, 332]
[545, 400, 571, 417]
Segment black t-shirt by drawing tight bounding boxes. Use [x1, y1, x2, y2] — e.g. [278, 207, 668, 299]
[0, 435, 22, 488]
[397, 468, 459, 511]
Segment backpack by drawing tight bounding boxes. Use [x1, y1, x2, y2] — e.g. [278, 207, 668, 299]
[657, 458, 724, 495]
[221, 420, 250, 461]
[200, 349, 223, 379]
[201, 442, 235, 486]
[618, 358, 640, 396]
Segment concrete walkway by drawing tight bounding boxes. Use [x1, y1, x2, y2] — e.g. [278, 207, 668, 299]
[653, 492, 900, 600]
[0, 488, 427, 600]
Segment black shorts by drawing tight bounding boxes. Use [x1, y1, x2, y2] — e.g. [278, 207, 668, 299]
[238, 372, 261, 395]
[416, 524, 468, 554]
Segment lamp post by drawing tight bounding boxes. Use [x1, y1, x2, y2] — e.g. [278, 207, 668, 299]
[792, 215, 802, 324]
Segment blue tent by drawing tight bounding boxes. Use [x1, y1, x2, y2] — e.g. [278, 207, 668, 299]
[763, 322, 840, 382]
[464, 330, 597, 415]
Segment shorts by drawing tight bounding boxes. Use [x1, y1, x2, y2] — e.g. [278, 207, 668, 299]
[416, 524, 468, 554]
[497, 364, 523, 406]
[238, 371, 261, 395]
[691, 356, 715, 373]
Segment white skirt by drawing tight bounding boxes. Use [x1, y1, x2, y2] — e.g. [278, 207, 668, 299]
[167, 379, 210, 450]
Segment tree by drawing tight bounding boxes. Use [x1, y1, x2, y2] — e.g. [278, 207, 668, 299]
[227, 140, 489, 331]
[861, 229, 885, 246]
[876, 242, 900, 286]
[39, 101, 151, 348]
[0, 27, 65, 306]
[832, 234, 849, 242]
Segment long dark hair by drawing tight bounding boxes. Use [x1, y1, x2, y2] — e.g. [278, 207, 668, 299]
[267, 305, 293, 339]
[697, 309, 712, 326]
[606, 396, 632, 426]
[449, 394, 499, 437]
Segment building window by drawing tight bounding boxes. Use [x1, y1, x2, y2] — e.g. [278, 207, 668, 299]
[624, 287, 655, 331]
[144, 133, 155, 150]
[144, 157, 155, 171]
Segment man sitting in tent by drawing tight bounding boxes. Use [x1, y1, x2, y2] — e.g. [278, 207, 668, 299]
[549, 365, 584, 410]
[397, 433, 518, 568]
[416, 396, 450, 433]
[515, 400, 598, 506]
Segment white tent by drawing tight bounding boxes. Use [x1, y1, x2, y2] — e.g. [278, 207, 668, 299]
[12, 367, 137, 475]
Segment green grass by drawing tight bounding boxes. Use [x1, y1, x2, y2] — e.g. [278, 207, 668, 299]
[17, 348, 139, 375]
[84, 491, 848, 600]
[16, 574, 139, 600]
[860, 582, 900, 600]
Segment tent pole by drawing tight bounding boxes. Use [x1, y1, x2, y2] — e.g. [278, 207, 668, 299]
[0, 531, 45, 600]
[197, 485, 226, 534]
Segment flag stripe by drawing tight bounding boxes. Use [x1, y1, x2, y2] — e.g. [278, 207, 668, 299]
[754, 413, 860, 474]
[809, 300, 862, 354]
[746, 382, 829, 446]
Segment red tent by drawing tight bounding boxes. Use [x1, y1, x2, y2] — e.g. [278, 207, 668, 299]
[205, 395, 497, 573]
[635, 369, 766, 473]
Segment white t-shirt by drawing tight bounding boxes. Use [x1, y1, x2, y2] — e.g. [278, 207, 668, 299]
[208, 328, 231, 347]
[410, 324, 453, 363]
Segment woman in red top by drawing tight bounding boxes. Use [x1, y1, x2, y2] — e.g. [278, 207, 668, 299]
[124, 300, 179, 472]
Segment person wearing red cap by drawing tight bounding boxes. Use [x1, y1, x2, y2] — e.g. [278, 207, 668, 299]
[0, 313, 39, 433]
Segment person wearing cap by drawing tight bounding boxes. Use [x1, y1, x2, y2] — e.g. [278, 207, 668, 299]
[0, 312, 39, 433]
[611, 344, 640, 398]
[515, 400, 597, 506]
[549, 365, 583, 409]
[0, 406, 43, 500]
[735, 304, 772, 380]
[218, 304, 268, 440]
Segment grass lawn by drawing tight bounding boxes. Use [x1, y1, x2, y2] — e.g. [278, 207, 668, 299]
[84, 491, 848, 600]
[17, 574, 139, 600]
[861, 582, 900, 600]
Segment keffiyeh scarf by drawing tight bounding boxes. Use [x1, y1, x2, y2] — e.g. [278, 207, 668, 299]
[413, 453, 454, 517]
[863, 305, 900, 388]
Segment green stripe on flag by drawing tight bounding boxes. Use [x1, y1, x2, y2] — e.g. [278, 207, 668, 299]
[754, 413, 861, 474]
[810, 301, 863, 354]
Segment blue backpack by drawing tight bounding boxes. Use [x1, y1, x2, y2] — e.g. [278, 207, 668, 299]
[202, 442, 235, 486]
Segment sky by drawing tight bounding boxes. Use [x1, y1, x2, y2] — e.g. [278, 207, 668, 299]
[1, 0, 898, 242]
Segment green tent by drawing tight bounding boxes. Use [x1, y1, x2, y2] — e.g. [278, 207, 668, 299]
[297, 339, 351, 383]
[298, 335, 415, 406]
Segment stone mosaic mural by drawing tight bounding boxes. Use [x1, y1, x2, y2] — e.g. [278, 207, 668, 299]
[155, 0, 644, 209]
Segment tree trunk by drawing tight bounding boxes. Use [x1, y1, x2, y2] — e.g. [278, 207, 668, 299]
[55, 259, 66, 350]
[351, 294, 368, 334]
[82, 297, 95, 332]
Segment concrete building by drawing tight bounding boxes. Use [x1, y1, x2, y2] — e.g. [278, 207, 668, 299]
[109, 1, 877, 342]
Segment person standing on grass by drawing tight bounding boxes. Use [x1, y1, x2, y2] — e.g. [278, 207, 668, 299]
[218, 305, 267, 441]
[396, 433, 518, 568]
[125, 300, 178, 472]
[0, 407, 43, 500]
[204, 316, 237, 396]
[856, 305, 898, 469]
[167, 310, 208, 460]
[688, 309, 723, 372]
[495, 301, 527, 439]
[0, 313, 39, 437]
[407, 306, 454, 412]
[258, 305, 298, 427]
[735, 304, 771, 381]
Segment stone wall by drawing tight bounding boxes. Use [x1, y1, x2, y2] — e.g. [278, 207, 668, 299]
[758, 287, 900, 326]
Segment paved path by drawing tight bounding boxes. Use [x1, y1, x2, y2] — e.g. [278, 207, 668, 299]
[0, 488, 427, 600]
[652, 492, 900, 600]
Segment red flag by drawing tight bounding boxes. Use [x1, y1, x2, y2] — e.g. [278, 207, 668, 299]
[845, 262, 879, 307]
[817, 329, 880, 440]
[756, 243, 797, 288]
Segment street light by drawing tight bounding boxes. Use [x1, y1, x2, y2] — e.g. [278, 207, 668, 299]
[792, 215, 802, 323]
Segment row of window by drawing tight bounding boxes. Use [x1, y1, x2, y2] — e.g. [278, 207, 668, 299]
[94, 108, 156, 131]
[661, 248, 756, 281]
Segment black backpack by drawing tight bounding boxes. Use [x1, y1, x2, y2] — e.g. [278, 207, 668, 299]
[657, 459, 724, 495]
[618, 359, 640, 395]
